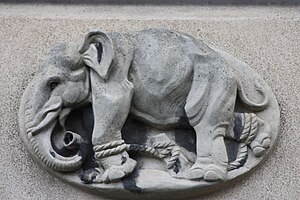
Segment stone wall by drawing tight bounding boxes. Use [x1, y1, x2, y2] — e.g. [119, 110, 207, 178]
[1, 0, 300, 5]
[0, 4, 299, 200]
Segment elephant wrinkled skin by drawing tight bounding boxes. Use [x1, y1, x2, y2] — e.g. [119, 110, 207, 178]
[19, 29, 273, 184]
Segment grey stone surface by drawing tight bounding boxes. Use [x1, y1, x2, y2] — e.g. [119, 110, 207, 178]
[0, 0, 299, 5]
[0, 4, 299, 200]
[18, 27, 279, 198]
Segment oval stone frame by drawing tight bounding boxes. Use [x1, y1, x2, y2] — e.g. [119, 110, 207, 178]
[19, 29, 280, 200]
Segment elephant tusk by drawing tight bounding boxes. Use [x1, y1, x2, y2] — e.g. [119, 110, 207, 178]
[29, 107, 61, 136]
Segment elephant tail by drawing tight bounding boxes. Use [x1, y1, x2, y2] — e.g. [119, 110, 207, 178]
[237, 78, 269, 111]
[210, 46, 270, 112]
[28, 127, 84, 172]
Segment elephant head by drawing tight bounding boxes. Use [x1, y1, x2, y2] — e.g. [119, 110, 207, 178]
[21, 43, 91, 172]
[21, 30, 116, 173]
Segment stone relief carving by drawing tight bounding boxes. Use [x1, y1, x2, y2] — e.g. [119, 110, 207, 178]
[19, 29, 280, 199]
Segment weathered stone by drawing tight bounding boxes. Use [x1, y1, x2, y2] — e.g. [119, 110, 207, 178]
[18, 28, 280, 199]
[1, 5, 299, 200]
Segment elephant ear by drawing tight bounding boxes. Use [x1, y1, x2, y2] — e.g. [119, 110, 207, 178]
[79, 30, 114, 81]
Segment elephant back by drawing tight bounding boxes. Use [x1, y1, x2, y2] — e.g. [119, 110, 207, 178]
[129, 29, 200, 127]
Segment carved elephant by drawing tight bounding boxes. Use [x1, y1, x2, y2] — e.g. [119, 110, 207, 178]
[21, 29, 271, 184]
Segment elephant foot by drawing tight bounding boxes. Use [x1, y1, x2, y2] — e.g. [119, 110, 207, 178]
[250, 118, 271, 157]
[99, 157, 136, 183]
[187, 159, 227, 181]
[203, 164, 227, 182]
[250, 138, 271, 157]
[80, 152, 136, 184]
[187, 163, 204, 180]
[80, 168, 102, 184]
[97, 152, 137, 184]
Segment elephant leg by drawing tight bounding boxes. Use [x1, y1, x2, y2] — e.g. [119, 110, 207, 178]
[82, 77, 136, 183]
[249, 117, 271, 157]
[225, 113, 271, 157]
[184, 66, 237, 181]
[187, 122, 230, 181]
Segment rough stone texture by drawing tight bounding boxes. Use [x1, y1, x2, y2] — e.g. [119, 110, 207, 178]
[0, 4, 299, 200]
[0, 0, 300, 5]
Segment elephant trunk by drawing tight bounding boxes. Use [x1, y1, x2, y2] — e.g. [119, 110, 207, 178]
[21, 86, 84, 172]
[29, 122, 83, 172]
[64, 131, 84, 150]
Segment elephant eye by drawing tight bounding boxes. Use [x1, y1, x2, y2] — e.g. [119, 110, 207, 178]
[48, 80, 61, 91]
